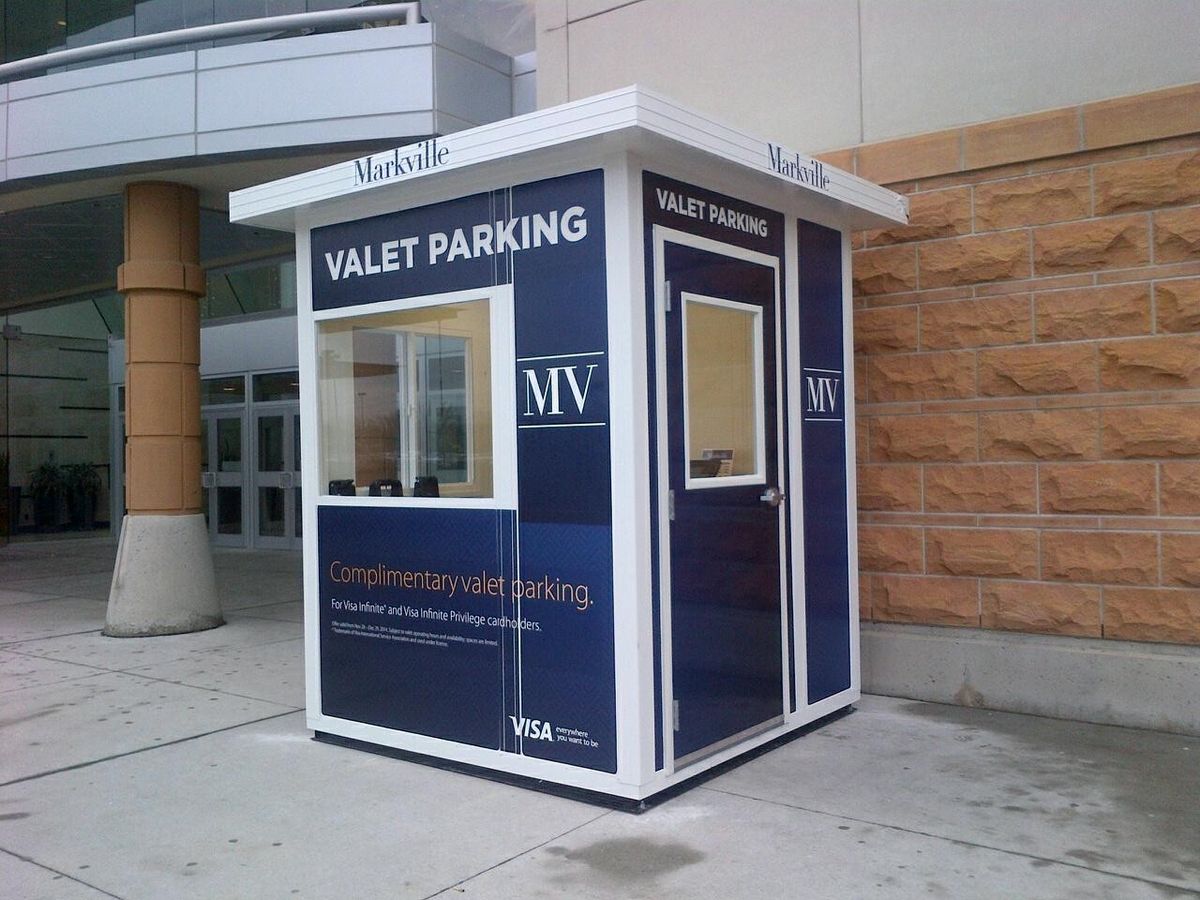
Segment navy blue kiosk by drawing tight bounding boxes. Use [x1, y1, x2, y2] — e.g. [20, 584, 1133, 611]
[231, 87, 907, 806]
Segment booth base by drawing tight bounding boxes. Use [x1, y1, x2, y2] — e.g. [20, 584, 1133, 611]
[313, 705, 855, 812]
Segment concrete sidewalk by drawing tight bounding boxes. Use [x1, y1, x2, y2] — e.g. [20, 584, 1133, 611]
[0, 537, 1196, 899]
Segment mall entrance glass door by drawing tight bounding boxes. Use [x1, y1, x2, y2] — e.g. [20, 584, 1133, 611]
[200, 409, 247, 546]
[251, 371, 301, 550]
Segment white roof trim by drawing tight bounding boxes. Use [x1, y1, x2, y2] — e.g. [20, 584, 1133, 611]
[229, 85, 908, 231]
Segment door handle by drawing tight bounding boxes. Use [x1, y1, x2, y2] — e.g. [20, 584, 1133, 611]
[760, 486, 785, 507]
[201, 472, 215, 488]
[280, 472, 294, 489]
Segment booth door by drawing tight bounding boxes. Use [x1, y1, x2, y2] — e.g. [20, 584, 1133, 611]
[663, 241, 784, 766]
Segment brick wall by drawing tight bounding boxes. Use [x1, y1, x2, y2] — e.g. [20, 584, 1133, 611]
[828, 83, 1200, 645]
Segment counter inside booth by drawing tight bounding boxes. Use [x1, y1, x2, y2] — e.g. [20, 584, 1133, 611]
[229, 86, 907, 805]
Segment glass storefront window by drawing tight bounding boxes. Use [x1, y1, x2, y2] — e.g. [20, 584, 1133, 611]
[201, 375, 245, 406]
[252, 370, 300, 402]
[316, 298, 492, 499]
[202, 259, 296, 320]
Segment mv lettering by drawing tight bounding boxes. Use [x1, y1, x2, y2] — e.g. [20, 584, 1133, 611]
[805, 374, 841, 415]
[523, 364, 598, 417]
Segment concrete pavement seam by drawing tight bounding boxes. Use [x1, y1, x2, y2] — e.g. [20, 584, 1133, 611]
[0, 709, 302, 789]
[103, 667, 307, 709]
[0, 627, 109, 648]
[701, 785, 1200, 897]
[418, 809, 615, 899]
[0, 845, 126, 899]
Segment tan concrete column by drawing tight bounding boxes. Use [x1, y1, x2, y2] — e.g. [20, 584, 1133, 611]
[105, 182, 222, 637]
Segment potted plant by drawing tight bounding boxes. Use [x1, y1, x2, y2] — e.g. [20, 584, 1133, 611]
[63, 463, 102, 531]
[29, 459, 65, 531]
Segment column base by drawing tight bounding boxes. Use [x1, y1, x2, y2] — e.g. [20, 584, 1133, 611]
[105, 513, 224, 637]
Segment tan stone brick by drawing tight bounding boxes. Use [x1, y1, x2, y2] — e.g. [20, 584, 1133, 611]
[979, 409, 1097, 461]
[926, 528, 1038, 578]
[919, 232, 1031, 289]
[853, 244, 918, 296]
[1161, 463, 1200, 515]
[924, 464, 1037, 513]
[872, 575, 979, 626]
[921, 296, 1032, 350]
[1102, 405, 1200, 458]
[1154, 206, 1200, 263]
[817, 148, 855, 171]
[1156, 278, 1200, 333]
[859, 577, 873, 621]
[978, 344, 1098, 396]
[1083, 84, 1200, 151]
[854, 356, 868, 402]
[857, 129, 961, 186]
[1162, 534, 1200, 587]
[854, 306, 919, 354]
[1033, 216, 1151, 275]
[1042, 530, 1158, 584]
[858, 525, 924, 574]
[1094, 151, 1200, 215]
[868, 351, 976, 403]
[981, 581, 1101, 637]
[1039, 462, 1157, 515]
[1034, 284, 1152, 342]
[870, 414, 977, 462]
[974, 170, 1091, 231]
[857, 464, 922, 512]
[855, 418, 870, 462]
[1104, 586, 1200, 644]
[963, 108, 1080, 171]
[865, 188, 972, 246]
[1099, 335, 1200, 390]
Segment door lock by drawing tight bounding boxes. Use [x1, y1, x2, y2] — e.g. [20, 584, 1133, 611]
[760, 486, 785, 507]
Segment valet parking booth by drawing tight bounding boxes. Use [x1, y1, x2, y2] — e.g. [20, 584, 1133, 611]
[230, 87, 907, 806]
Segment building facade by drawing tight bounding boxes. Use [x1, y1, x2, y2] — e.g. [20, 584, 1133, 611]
[2, 0, 1197, 728]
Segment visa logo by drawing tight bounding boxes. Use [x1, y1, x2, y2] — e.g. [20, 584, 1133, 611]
[510, 715, 554, 741]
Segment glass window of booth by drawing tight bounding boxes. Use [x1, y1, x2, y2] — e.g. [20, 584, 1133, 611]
[316, 298, 492, 500]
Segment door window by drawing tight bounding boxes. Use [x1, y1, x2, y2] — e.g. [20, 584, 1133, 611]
[682, 293, 764, 487]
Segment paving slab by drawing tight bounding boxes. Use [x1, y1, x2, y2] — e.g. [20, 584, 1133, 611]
[0, 713, 604, 900]
[0, 850, 115, 900]
[120, 637, 306, 708]
[0, 597, 108, 644]
[0, 650, 106, 694]
[0, 589, 69, 607]
[0, 672, 295, 784]
[437, 787, 1181, 900]
[228, 600, 304, 623]
[4, 572, 116, 601]
[709, 696, 1200, 893]
[5, 615, 301, 671]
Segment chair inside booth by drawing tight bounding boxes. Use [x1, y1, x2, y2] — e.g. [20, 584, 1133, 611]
[316, 298, 493, 499]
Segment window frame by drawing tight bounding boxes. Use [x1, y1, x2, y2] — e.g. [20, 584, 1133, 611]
[312, 284, 516, 510]
[680, 290, 767, 492]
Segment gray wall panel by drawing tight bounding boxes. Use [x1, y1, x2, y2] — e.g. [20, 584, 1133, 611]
[434, 44, 512, 128]
[2, 27, 514, 189]
[8, 136, 199, 181]
[7, 74, 196, 157]
[197, 46, 433, 132]
[860, 0, 1200, 142]
[8, 53, 192, 99]
[196, 112, 435, 156]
